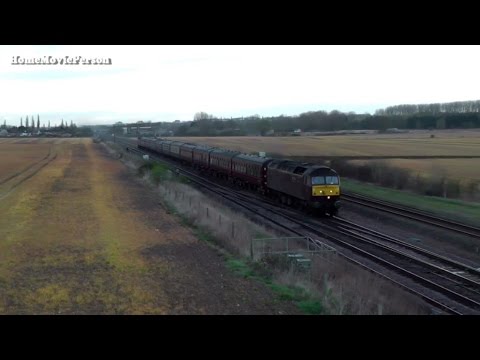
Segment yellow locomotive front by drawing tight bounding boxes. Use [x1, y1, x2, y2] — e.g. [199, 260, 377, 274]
[311, 175, 340, 197]
[308, 169, 341, 215]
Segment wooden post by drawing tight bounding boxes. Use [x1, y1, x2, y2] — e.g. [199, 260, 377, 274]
[231, 222, 235, 238]
[206, 207, 209, 218]
[250, 238, 254, 259]
[219, 214, 221, 225]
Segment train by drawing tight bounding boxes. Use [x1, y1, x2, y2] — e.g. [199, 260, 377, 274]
[137, 137, 341, 215]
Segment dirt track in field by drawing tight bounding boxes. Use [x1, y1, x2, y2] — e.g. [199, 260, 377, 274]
[0, 141, 52, 184]
[0, 139, 299, 314]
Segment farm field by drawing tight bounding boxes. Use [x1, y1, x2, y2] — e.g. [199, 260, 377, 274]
[0, 140, 52, 184]
[349, 158, 480, 182]
[172, 130, 480, 186]
[0, 138, 298, 314]
[172, 130, 480, 157]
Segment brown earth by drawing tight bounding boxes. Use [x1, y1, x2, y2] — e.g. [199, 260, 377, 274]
[0, 139, 299, 314]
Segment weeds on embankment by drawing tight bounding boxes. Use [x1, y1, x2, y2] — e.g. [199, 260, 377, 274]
[143, 169, 428, 314]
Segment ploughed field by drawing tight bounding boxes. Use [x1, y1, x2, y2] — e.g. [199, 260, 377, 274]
[0, 138, 298, 314]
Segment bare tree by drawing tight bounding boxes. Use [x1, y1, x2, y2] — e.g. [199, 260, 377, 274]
[194, 112, 213, 121]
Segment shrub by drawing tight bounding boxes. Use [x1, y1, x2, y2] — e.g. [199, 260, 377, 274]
[138, 161, 171, 184]
[358, 164, 374, 182]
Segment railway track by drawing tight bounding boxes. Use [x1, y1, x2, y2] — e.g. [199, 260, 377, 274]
[342, 192, 480, 240]
[110, 138, 480, 314]
[330, 217, 480, 286]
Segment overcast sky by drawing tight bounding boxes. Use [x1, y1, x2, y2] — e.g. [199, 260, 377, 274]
[1, 45, 480, 126]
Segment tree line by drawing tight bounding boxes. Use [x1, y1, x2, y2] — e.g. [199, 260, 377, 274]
[375, 100, 480, 116]
[1, 115, 93, 137]
[170, 104, 480, 136]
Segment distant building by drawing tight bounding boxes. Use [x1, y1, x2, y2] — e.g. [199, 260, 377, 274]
[0, 129, 8, 137]
[385, 128, 408, 134]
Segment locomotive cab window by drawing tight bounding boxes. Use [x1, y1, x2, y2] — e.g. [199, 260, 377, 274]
[311, 176, 325, 185]
[325, 176, 339, 185]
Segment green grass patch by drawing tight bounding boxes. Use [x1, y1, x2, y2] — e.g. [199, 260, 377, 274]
[268, 283, 306, 301]
[224, 257, 324, 314]
[226, 258, 255, 278]
[342, 178, 480, 226]
[297, 300, 325, 315]
[138, 161, 171, 184]
[178, 175, 190, 184]
[193, 226, 217, 244]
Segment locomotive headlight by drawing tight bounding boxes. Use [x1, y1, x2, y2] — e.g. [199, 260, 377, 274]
[327, 196, 330, 199]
